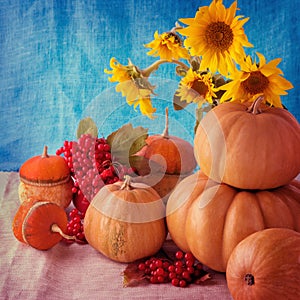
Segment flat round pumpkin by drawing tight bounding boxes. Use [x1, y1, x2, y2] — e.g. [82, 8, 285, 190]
[13, 200, 68, 250]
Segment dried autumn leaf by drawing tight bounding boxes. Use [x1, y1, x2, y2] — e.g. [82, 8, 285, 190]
[122, 261, 148, 287]
[194, 272, 212, 284]
[76, 117, 98, 139]
[107, 123, 148, 166]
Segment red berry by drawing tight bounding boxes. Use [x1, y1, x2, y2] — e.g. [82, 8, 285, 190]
[138, 263, 146, 271]
[175, 260, 183, 268]
[168, 265, 175, 272]
[184, 252, 195, 263]
[156, 267, 164, 276]
[175, 251, 184, 260]
[171, 278, 180, 287]
[179, 280, 187, 287]
[155, 259, 163, 268]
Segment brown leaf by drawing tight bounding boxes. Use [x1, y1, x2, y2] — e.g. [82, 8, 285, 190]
[194, 271, 212, 284]
[122, 261, 148, 287]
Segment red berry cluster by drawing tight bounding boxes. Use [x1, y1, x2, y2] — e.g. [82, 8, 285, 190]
[137, 251, 204, 287]
[56, 134, 120, 213]
[64, 208, 86, 243]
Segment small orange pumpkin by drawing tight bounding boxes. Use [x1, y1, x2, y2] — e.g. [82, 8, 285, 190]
[132, 108, 196, 200]
[166, 171, 300, 272]
[18, 145, 73, 208]
[194, 99, 300, 190]
[226, 228, 300, 300]
[135, 108, 197, 175]
[12, 199, 69, 250]
[84, 176, 167, 263]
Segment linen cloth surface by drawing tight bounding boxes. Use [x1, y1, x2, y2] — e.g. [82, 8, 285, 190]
[0, 171, 233, 300]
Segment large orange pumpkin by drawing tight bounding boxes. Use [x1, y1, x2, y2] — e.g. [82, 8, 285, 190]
[226, 228, 300, 300]
[18, 145, 73, 208]
[194, 99, 300, 190]
[166, 171, 300, 272]
[84, 176, 167, 263]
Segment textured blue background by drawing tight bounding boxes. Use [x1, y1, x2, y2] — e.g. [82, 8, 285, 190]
[1, 0, 299, 171]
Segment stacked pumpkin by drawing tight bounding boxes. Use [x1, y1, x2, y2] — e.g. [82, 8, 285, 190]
[166, 98, 300, 297]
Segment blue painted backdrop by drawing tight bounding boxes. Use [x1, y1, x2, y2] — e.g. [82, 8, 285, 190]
[1, 0, 299, 171]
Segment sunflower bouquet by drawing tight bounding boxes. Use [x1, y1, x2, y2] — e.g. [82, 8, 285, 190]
[105, 0, 293, 123]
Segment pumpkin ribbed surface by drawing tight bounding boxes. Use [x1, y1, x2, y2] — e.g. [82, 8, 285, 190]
[166, 171, 300, 272]
[84, 178, 167, 263]
[194, 101, 300, 189]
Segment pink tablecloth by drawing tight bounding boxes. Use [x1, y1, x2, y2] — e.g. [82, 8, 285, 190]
[0, 172, 233, 300]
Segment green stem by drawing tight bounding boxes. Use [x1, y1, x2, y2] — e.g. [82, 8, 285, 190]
[141, 59, 189, 77]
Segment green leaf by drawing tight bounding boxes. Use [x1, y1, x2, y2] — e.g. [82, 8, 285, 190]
[107, 123, 148, 166]
[76, 117, 98, 139]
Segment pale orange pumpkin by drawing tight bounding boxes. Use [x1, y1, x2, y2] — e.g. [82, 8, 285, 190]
[18, 145, 73, 208]
[226, 228, 300, 300]
[166, 171, 300, 272]
[194, 99, 300, 190]
[84, 176, 167, 263]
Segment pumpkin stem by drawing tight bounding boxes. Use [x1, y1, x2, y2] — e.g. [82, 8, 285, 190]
[120, 175, 133, 190]
[247, 95, 264, 115]
[42, 145, 49, 158]
[51, 223, 85, 244]
[162, 107, 170, 138]
[244, 273, 255, 286]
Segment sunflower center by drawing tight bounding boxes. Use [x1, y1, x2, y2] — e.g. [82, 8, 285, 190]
[241, 71, 269, 94]
[205, 21, 233, 51]
[191, 79, 208, 96]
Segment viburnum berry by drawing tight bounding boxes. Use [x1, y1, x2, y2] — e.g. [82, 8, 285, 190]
[134, 250, 208, 288]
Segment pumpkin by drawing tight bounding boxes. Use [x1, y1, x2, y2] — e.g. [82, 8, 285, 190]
[12, 199, 69, 250]
[226, 228, 300, 300]
[84, 175, 167, 263]
[166, 171, 300, 272]
[18, 145, 73, 208]
[194, 98, 300, 190]
[135, 107, 197, 175]
[131, 107, 196, 201]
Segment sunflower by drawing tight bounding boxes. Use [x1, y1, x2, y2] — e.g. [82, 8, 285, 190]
[105, 58, 156, 118]
[145, 31, 190, 61]
[177, 0, 253, 76]
[175, 68, 218, 107]
[219, 52, 294, 107]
